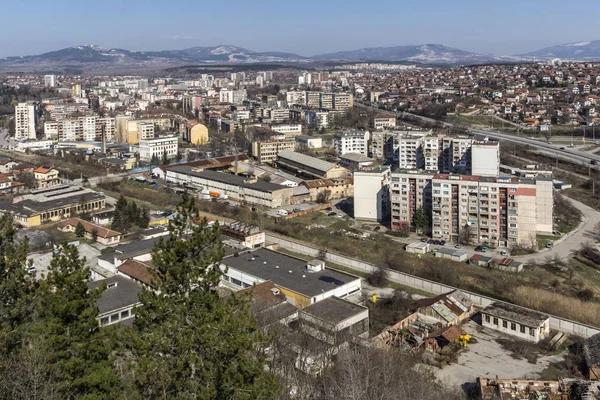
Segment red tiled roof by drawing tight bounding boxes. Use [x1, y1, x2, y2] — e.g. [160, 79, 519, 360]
[118, 260, 159, 288]
[58, 218, 121, 238]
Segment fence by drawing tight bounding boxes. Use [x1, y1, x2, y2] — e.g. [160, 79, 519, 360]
[266, 233, 600, 338]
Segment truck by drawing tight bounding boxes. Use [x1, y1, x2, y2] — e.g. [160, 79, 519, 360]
[209, 191, 219, 198]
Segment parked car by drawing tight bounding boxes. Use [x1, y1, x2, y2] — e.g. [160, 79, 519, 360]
[591, 160, 598, 165]
[420, 237, 428, 242]
[475, 246, 488, 252]
[293, 208, 303, 213]
[546, 242, 554, 249]
[427, 239, 435, 244]
[454, 243, 461, 248]
[560, 147, 565, 150]
[327, 212, 337, 217]
[336, 214, 343, 218]
[439, 240, 446, 246]
[500, 250, 508, 256]
[325, 207, 333, 211]
[277, 209, 289, 216]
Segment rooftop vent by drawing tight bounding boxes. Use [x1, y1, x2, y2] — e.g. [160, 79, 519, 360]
[289, 270, 293, 274]
[275, 265, 279, 269]
[107, 282, 118, 289]
[270, 287, 281, 296]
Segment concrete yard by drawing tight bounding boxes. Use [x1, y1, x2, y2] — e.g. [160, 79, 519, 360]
[436, 321, 564, 387]
[28, 243, 102, 280]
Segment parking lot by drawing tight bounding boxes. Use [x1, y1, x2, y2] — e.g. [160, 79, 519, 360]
[435, 320, 564, 387]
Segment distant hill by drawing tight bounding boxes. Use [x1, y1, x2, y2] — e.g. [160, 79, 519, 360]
[519, 40, 600, 60]
[312, 44, 523, 64]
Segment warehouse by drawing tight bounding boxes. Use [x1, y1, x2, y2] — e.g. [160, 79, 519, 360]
[276, 151, 349, 179]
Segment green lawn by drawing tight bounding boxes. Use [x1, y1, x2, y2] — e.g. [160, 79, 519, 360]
[537, 235, 560, 250]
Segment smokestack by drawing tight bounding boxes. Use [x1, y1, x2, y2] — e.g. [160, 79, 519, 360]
[101, 124, 106, 154]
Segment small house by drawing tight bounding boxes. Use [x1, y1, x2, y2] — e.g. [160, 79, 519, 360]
[481, 302, 550, 343]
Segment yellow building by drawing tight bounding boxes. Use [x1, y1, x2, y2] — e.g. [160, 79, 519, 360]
[189, 123, 209, 145]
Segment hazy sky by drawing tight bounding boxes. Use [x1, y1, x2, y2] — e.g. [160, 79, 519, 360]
[1, 0, 599, 57]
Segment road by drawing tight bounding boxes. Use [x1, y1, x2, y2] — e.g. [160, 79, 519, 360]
[512, 195, 600, 263]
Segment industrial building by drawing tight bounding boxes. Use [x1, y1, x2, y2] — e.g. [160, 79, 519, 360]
[481, 302, 550, 343]
[276, 151, 349, 179]
[220, 249, 362, 309]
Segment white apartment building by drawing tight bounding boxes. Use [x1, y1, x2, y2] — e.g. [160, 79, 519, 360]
[97, 117, 116, 142]
[79, 116, 97, 141]
[334, 129, 369, 156]
[471, 141, 500, 177]
[270, 123, 302, 137]
[139, 136, 178, 163]
[137, 122, 155, 141]
[219, 88, 247, 105]
[44, 75, 56, 87]
[353, 166, 391, 222]
[332, 93, 353, 111]
[442, 136, 473, 174]
[397, 136, 424, 169]
[14, 102, 37, 140]
[44, 121, 59, 140]
[286, 91, 306, 105]
[60, 120, 82, 141]
[267, 108, 290, 123]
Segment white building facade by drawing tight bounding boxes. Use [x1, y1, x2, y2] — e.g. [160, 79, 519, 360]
[139, 136, 178, 163]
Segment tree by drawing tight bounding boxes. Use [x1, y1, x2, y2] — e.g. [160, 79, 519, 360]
[161, 150, 168, 166]
[459, 223, 472, 245]
[137, 207, 150, 229]
[414, 206, 428, 233]
[127, 192, 278, 398]
[91, 228, 98, 242]
[15, 172, 37, 189]
[316, 189, 331, 204]
[150, 154, 159, 166]
[111, 195, 131, 232]
[75, 222, 85, 237]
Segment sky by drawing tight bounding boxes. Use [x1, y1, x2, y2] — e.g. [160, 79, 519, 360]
[1, 0, 600, 57]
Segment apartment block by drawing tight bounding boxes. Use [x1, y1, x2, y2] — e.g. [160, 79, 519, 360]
[15, 102, 37, 140]
[79, 116, 97, 141]
[429, 174, 552, 247]
[334, 129, 369, 156]
[219, 88, 247, 105]
[139, 136, 178, 163]
[136, 122, 155, 141]
[390, 170, 435, 232]
[251, 137, 296, 164]
[371, 113, 396, 130]
[353, 166, 391, 222]
[332, 93, 353, 111]
[397, 136, 424, 169]
[471, 141, 500, 177]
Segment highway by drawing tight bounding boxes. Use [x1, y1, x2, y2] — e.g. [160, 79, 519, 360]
[356, 103, 600, 168]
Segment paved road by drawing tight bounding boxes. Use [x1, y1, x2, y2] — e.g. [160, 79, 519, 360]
[513, 195, 600, 263]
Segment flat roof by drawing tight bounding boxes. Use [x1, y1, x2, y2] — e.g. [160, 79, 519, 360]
[0, 191, 105, 217]
[301, 296, 367, 325]
[168, 166, 287, 194]
[222, 249, 359, 297]
[277, 151, 338, 174]
[340, 153, 374, 163]
[483, 302, 549, 327]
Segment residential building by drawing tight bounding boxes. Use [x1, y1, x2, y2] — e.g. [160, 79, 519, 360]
[97, 117, 116, 142]
[442, 136, 473, 174]
[89, 276, 141, 327]
[333, 129, 369, 156]
[270, 123, 302, 137]
[44, 75, 56, 87]
[332, 93, 353, 111]
[79, 116, 97, 141]
[295, 135, 322, 149]
[220, 249, 362, 309]
[251, 137, 296, 164]
[57, 217, 122, 245]
[371, 113, 396, 129]
[72, 83, 82, 98]
[397, 136, 424, 169]
[33, 166, 60, 188]
[277, 151, 349, 179]
[44, 121, 59, 139]
[481, 302, 550, 343]
[137, 122, 155, 141]
[390, 170, 436, 232]
[219, 88, 247, 105]
[139, 136, 178, 163]
[353, 166, 391, 222]
[60, 119, 82, 141]
[471, 141, 500, 177]
[339, 153, 375, 170]
[302, 177, 354, 202]
[14, 102, 37, 140]
[267, 108, 290, 123]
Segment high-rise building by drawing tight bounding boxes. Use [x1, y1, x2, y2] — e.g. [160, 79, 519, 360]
[137, 122, 155, 141]
[334, 129, 369, 156]
[353, 166, 391, 222]
[390, 171, 553, 247]
[471, 141, 500, 177]
[14, 102, 37, 140]
[44, 75, 56, 87]
[72, 83, 82, 98]
[219, 88, 247, 105]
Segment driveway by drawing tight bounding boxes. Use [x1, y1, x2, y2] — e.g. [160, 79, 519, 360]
[513, 195, 600, 263]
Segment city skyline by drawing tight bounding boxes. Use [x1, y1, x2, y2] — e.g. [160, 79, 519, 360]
[2, 0, 600, 57]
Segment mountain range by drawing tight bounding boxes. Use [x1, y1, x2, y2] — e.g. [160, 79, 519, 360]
[1, 41, 600, 73]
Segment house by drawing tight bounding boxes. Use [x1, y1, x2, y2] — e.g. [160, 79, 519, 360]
[584, 333, 600, 380]
[91, 211, 114, 225]
[33, 166, 60, 188]
[415, 290, 474, 326]
[302, 177, 353, 202]
[371, 113, 396, 130]
[117, 259, 160, 291]
[424, 324, 463, 352]
[57, 218, 122, 245]
[238, 281, 298, 328]
[481, 302, 550, 343]
[88, 276, 142, 327]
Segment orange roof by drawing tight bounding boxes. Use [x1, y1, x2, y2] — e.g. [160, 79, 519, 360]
[58, 218, 121, 238]
[118, 260, 159, 288]
[34, 166, 55, 174]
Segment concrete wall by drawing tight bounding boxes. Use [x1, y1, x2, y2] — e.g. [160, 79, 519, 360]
[266, 233, 600, 338]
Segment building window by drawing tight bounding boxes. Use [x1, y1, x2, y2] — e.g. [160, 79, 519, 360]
[520, 325, 525, 333]
[510, 323, 516, 331]
[111, 313, 120, 323]
[502, 320, 507, 328]
[121, 310, 130, 319]
[529, 328, 535, 336]
[231, 278, 242, 287]
[485, 315, 490, 323]
[493, 317, 498, 325]
[100, 317, 109, 326]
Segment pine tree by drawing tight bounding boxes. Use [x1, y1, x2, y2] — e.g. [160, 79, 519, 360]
[0, 214, 34, 357]
[161, 150, 168, 166]
[126, 201, 138, 225]
[128, 192, 278, 398]
[111, 195, 130, 232]
[75, 222, 85, 237]
[137, 207, 150, 228]
[414, 206, 429, 233]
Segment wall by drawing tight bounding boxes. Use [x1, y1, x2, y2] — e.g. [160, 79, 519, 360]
[266, 233, 600, 338]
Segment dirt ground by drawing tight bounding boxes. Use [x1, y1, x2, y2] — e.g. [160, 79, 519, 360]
[435, 320, 565, 387]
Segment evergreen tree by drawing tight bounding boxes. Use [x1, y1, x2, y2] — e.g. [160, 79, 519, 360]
[414, 206, 429, 233]
[111, 195, 130, 232]
[137, 207, 150, 229]
[128, 192, 278, 398]
[126, 201, 138, 225]
[161, 150, 168, 166]
[0, 214, 34, 358]
[75, 222, 85, 237]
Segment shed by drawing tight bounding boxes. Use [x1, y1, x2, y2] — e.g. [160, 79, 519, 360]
[406, 242, 429, 254]
[434, 247, 468, 262]
[469, 253, 493, 267]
